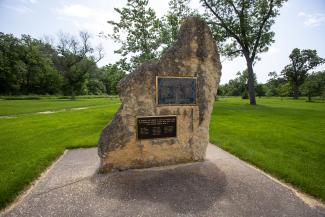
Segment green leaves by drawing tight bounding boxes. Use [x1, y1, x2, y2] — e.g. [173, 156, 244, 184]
[201, 0, 286, 104]
[282, 48, 325, 99]
[54, 31, 104, 98]
[160, 0, 194, 50]
[107, 0, 197, 71]
[0, 32, 106, 97]
[202, 0, 286, 61]
[0, 33, 61, 95]
[107, 0, 162, 71]
[300, 72, 325, 101]
[99, 64, 126, 95]
[219, 69, 257, 97]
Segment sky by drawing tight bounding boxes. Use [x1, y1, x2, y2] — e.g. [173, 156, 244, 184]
[0, 0, 325, 84]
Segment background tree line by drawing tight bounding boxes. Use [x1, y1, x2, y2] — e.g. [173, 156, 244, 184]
[0, 32, 125, 98]
[1, 0, 324, 103]
[218, 48, 325, 101]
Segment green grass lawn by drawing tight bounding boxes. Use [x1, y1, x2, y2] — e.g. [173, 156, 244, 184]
[0, 97, 121, 209]
[0, 96, 324, 209]
[210, 97, 325, 201]
[0, 96, 118, 116]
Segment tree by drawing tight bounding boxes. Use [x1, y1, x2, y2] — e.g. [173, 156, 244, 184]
[237, 69, 249, 99]
[220, 69, 257, 97]
[278, 82, 290, 98]
[20, 35, 62, 94]
[301, 71, 325, 102]
[0, 33, 62, 95]
[99, 64, 126, 95]
[255, 84, 266, 97]
[86, 78, 105, 95]
[160, 0, 193, 50]
[107, 0, 162, 71]
[54, 32, 104, 99]
[1, 32, 109, 96]
[301, 73, 319, 102]
[317, 71, 325, 100]
[264, 71, 287, 96]
[220, 73, 245, 96]
[217, 84, 225, 96]
[0, 33, 25, 94]
[281, 48, 324, 99]
[201, 0, 287, 105]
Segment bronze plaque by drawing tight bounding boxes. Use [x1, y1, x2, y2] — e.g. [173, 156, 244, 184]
[137, 116, 177, 140]
[156, 76, 196, 105]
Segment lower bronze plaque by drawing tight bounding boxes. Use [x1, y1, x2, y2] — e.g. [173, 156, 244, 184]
[137, 116, 177, 139]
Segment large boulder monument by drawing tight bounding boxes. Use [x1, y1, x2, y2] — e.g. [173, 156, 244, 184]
[98, 17, 222, 172]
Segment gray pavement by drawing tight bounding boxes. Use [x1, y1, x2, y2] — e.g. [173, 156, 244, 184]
[1, 144, 324, 217]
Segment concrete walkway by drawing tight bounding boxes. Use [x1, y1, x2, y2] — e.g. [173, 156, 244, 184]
[1, 144, 324, 217]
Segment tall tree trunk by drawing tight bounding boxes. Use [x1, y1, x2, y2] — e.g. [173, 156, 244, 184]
[292, 83, 299, 99]
[246, 58, 256, 105]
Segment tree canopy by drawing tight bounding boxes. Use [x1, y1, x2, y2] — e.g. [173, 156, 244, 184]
[301, 72, 325, 102]
[219, 69, 258, 98]
[201, 0, 287, 105]
[0, 33, 61, 95]
[54, 32, 104, 99]
[0, 32, 125, 97]
[281, 48, 324, 99]
[160, 0, 194, 49]
[107, 0, 162, 71]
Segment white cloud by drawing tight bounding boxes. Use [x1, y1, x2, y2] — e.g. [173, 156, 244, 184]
[3, 4, 32, 14]
[55, 4, 115, 35]
[304, 14, 325, 27]
[298, 12, 305, 17]
[19, 0, 38, 4]
[26, 0, 37, 3]
[298, 12, 325, 27]
[57, 4, 93, 18]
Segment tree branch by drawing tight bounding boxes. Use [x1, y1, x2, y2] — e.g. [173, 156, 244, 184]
[227, 49, 243, 56]
[237, 0, 249, 49]
[95, 44, 105, 63]
[228, 0, 240, 16]
[251, 0, 274, 60]
[203, 0, 246, 50]
[289, 55, 296, 71]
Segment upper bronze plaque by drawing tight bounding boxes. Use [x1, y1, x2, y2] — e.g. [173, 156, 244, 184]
[156, 76, 197, 105]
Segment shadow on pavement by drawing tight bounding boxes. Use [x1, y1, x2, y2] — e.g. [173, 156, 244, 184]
[91, 161, 227, 215]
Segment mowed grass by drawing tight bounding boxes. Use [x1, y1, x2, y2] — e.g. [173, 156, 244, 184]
[0, 96, 117, 116]
[0, 97, 121, 209]
[210, 97, 325, 201]
[0, 97, 324, 210]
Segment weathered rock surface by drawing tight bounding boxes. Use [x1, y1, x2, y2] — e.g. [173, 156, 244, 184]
[98, 17, 222, 172]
